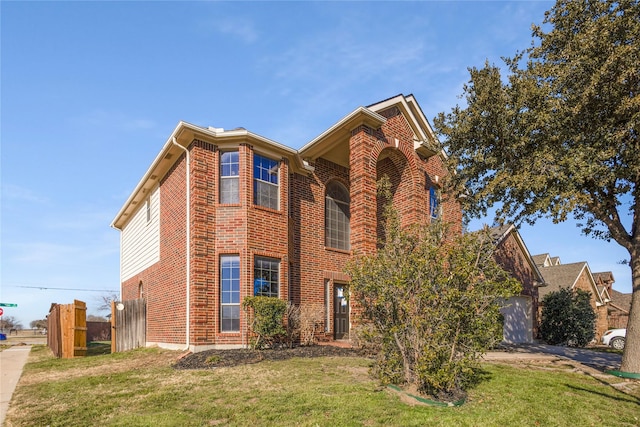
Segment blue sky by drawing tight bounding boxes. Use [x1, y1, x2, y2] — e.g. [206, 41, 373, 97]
[1, 1, 632, 328]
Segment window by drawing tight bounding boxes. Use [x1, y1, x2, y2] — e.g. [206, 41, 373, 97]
[429, 186, 440, 219]
[254, 256, 279, 297]
[220, 151, 239, 204]
[221, 255, 240, 332]
[253, 154, 279, 210]
[325, 181, 350, 250]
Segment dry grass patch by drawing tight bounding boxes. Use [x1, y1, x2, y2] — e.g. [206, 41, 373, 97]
[18, 345, 179, 385]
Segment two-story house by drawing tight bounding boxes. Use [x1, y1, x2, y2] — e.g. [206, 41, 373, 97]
[111, 94, 462, 352]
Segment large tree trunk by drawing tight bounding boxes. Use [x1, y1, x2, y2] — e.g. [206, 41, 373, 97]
[620, 253, 640, 374]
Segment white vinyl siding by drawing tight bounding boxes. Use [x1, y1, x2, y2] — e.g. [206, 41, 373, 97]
[121, 185, 160, 281]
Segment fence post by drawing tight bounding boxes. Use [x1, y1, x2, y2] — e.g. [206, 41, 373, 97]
[111, 300, 116, 353]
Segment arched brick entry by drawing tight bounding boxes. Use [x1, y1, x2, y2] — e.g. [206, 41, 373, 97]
[376, 147, 415, 244]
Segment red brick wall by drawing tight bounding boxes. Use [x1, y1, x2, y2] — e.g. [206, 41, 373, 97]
[573, 270, 608, 340]
[493, 232, 541, 337]
[190, 140, 218, 346]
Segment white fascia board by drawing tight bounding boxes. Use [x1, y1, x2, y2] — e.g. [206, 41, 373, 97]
[584, 263, 605, 305]
[299, 107, 387, 155]
[369, 95, 428, 141]
[111, 121, 187, 230]
[111, 121, 312, 229]
[512, 228, 547, 284]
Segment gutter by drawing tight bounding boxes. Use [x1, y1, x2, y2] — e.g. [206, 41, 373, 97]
[172, 137, 191, 351]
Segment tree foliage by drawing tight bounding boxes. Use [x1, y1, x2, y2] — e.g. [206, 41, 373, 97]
[30, 319, 47, 330]
[0, 316, 23, 331]
[433, 0, 640, 373]
[95, 293, 120, 313]
[346, 180, 521, 400]
[539, 288, 596, 347]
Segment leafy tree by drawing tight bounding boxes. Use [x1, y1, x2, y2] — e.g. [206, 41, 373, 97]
[346, 179, 520, 400]
[434, 0, 640, 373]
[95, 293, 119, 313]
[539, 288, 596, 347]
[30, 319, 47, 330]
[0, 316, 23, 331]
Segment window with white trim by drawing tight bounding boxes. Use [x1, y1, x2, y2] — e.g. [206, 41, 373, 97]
[220, 255, 240, 332]
[254, 256, 279, 297]
[253, 154, 279, 210]
[220, 151, 239, 204]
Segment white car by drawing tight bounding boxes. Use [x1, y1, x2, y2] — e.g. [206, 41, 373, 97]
[601, 328, 626, 350]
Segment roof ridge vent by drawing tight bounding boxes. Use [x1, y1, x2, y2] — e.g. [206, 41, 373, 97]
[208, 126, 224, 133]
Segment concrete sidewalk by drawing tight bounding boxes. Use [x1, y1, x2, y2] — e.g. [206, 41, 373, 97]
[0, 345, 32, 426]
[484, 343, 623, 372]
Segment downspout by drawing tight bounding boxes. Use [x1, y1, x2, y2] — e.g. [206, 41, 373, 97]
[172, 137, 191, 351]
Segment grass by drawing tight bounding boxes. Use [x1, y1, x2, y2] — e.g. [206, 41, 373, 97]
[5, 345, 640, 427]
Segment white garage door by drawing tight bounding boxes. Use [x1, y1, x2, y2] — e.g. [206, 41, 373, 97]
[501, 296, 533, 344]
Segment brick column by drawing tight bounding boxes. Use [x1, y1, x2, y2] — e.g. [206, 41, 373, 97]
[349, 128, 378, 255]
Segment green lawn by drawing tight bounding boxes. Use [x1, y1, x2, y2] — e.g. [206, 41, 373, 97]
[5, 345, 639, 426]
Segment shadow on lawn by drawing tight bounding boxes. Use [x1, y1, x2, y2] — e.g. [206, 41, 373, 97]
[565, 384, 640, 405]
[86, 341, 111, 356]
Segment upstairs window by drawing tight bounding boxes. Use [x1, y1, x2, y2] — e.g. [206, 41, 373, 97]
[325, 181, 350, 250]
[253, 154, 279, 210]
[254, 256, 279, 298]
[220, 151, 239, 204]
[429, 186, 440, 220]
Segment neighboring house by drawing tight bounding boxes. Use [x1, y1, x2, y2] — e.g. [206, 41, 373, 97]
[593, 271, 615, 308]
[111, 94, 462, 352]
[532, 253, 561, 267]
[489, 225, 546, 344]
[592, 271, 632, 329]
[534, 254, 608, 340]
[608, 289, 631, 329]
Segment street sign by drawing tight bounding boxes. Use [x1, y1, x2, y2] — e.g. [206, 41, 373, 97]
[0, 303, 17, 307]
[0, 308, 3, 316]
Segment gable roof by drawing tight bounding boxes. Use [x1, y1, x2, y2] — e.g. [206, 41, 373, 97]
[598, 285, 612, 302]
[532, 253, 551, 267]
[298, 107, 386, 168]
[610, 289, 632, 313]
[532, 253, 562, 267]
[299, 94, 443, 168]
[112, 94, 441, 230]
[593, 271, 615, 285]
[487, 224, 546, 286]
[537, 261, 603, 305]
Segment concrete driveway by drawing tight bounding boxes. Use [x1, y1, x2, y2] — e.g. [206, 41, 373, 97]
[485, 343, 623, 372]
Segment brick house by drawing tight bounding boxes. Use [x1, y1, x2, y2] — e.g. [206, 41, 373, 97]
[489, 225, 546, 343]
[593, 271, 631, 330]
[111, 94, 462, 352]
[534, 254, 608, 340]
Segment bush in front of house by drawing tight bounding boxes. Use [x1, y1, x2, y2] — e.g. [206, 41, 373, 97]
[345, 177, 521, 401]
[539, 287, 595, 347]
[243, 296, 288, 349]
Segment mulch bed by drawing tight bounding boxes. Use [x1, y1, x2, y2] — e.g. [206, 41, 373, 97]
[173, 345, 370, 370]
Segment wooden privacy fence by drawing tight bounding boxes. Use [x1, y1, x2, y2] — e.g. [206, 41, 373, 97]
[111, 299, 146, 352]
[87, 321, 111, 341]
[47, 300, 87, 358]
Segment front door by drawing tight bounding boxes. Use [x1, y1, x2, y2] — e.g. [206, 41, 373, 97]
[333, 284, 349, 340]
